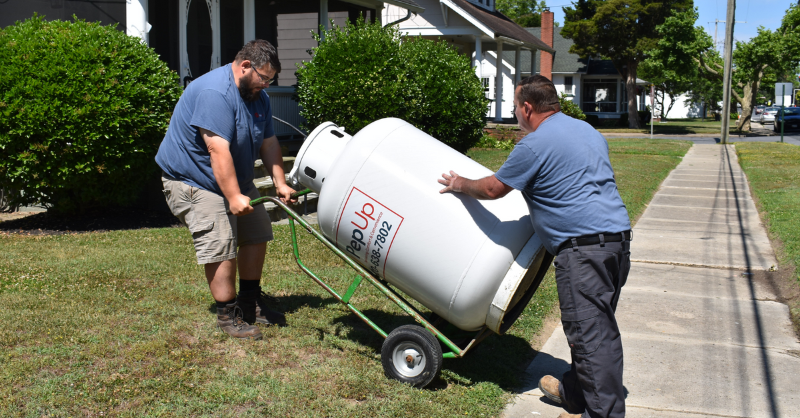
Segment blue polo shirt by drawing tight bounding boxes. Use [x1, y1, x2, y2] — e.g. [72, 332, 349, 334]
[155, 64, 274, 195]
[495, 112, 630, 254]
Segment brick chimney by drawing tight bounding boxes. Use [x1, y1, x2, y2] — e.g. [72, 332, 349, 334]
[540, 10, 554, 81]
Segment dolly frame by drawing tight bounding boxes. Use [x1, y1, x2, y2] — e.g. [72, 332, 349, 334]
[252, 191, 494, 360]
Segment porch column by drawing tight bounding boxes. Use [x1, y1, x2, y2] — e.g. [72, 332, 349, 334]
[320, 0, 329, 40]
[494, 39, 504, 122]
[244, 0, 256, 43]
[211, 0, 221, 69]
[514, 46, 521, 85]
[179, 0, 188, 81]
[375, 5, 384, 25]
[474, 37, 482, 78]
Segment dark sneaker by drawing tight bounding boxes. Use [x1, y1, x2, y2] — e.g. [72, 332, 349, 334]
[238, 290, 287, 326]
[217, 302, 263, 340]
[539, 375, 563, 404]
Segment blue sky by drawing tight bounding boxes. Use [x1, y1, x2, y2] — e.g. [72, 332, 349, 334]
[549, 0, 797, 49]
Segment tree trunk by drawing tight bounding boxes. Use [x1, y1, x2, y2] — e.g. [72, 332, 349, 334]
[654, 88, 664, 120]
[665, 92, 677, 120]
[736, 81, 754, 131]
[626, 61, 642, 129]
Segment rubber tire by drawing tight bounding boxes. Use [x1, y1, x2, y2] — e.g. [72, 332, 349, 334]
[381, 325, 442, 388]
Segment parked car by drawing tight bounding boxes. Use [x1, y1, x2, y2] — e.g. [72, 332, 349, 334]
[762, 107, 780, 124]
[751, 105, 767, 123]
[773, 107, 800, 132]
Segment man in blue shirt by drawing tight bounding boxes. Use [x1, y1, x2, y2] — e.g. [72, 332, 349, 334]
[156, 40, 296, 340]
[439, 75, 630, 418]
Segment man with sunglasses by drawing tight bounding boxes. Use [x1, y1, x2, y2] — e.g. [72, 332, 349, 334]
[156, 39, 296, 340]
[439, 75, 630, 418]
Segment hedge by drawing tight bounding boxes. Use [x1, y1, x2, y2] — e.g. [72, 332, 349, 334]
[296, 19, 489, 153]
[0, 15, 181, 213]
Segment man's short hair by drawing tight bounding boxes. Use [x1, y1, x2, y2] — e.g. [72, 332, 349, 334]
[235, 39, 281, 73]
[516, 75, 560, 113]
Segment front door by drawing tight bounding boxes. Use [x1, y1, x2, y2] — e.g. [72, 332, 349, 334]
[186, 0, 213, 81]
[178, 0, 222, 84]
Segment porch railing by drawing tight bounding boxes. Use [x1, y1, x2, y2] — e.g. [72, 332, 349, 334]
[268, 86, 307, 138]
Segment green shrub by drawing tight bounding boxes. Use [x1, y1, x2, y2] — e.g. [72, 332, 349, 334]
[559, 93, 585, 121]
[474, 134, 515, 150]
[296, 19, 489, 153]
[0, 15, 181, 213]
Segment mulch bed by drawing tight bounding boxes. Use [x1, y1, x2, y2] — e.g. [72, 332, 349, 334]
[0, 209, 183, 236]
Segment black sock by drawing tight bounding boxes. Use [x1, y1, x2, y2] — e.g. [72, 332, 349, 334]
[215, 298, 236, 309]
[239, 280, 261, 293]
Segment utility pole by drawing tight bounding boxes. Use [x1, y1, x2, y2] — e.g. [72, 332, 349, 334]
[720, 0, 736, 144]
[714, 19, 745, 55]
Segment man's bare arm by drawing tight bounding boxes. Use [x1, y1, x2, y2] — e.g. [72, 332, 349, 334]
[200, 128, 253, 216]
[438, 171, 513, 200]
[259, 135, 297, 203]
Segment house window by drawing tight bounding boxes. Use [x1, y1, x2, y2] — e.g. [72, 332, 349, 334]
[564, 76, 573, 94]
[471, 0, 493, 10]
[582, 79, 618, 113]
[482, 77, 492, 100]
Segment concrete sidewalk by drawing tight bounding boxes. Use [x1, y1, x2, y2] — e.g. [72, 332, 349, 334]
[503, 145, 800, 418]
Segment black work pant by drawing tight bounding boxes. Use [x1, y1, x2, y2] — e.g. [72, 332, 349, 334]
[554, 239, 630, 418]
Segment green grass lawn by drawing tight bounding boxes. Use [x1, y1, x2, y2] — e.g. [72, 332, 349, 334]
[596, 118, 745, 135]
[735, 142, 800, 325]
[0, 138, 689, 417]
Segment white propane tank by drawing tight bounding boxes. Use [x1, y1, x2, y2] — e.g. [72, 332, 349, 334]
[289, 118, 551, 333]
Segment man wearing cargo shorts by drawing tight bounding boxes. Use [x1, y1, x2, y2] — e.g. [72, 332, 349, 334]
[156, 39, 296, 340]
[438, 75, 631, 418]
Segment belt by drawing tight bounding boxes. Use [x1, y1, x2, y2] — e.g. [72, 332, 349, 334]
[556, 230, 632, 254]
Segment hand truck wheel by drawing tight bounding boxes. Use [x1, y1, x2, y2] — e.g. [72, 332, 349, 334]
[381, 325, 442, 388]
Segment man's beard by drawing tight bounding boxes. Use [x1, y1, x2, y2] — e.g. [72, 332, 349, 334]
[238, 76, 260, 102]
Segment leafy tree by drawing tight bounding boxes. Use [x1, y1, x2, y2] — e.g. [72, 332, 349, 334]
[651, 6, 800, 130]
[638, 59, 692, 120]
[645, 9, 724, 118]
[561, 0, 692, 128]
[496, 0, 548, 27]
[684, 75, 724, 118]
[296, 19, 488, 152]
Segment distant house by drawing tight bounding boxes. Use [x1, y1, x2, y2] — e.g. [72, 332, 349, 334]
[384, 0, 554, 121]
[498, 23, 701, 120]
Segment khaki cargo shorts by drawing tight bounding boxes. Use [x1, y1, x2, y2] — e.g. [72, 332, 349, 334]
[161, 173, 273, 264]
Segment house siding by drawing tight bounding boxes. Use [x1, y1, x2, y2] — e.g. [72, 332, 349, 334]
[0, 0, 126, 29]
[269, 11, 349, 87]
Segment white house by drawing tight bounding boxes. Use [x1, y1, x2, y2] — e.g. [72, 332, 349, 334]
[501, 23, 700, 121]
[3, 0, 557, 127]
[383, 0, 554, 121]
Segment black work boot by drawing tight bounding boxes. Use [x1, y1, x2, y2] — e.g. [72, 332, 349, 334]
[217, 302, 263, 340]
[238, 289, 287, 326]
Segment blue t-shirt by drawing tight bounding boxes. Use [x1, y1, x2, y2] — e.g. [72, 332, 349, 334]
[155, 64, 275, 195]
[495, 112, 631, 254]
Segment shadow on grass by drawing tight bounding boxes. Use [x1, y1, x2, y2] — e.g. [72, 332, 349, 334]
[327, 308, 546, 391]
[206, 293, 341, 315]
[205, 293, 549, 391]
[0, 208, 181, 235]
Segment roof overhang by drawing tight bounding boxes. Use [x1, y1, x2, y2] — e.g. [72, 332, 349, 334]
[439, 0, 555, 53]
[343, 0, 425, 14]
